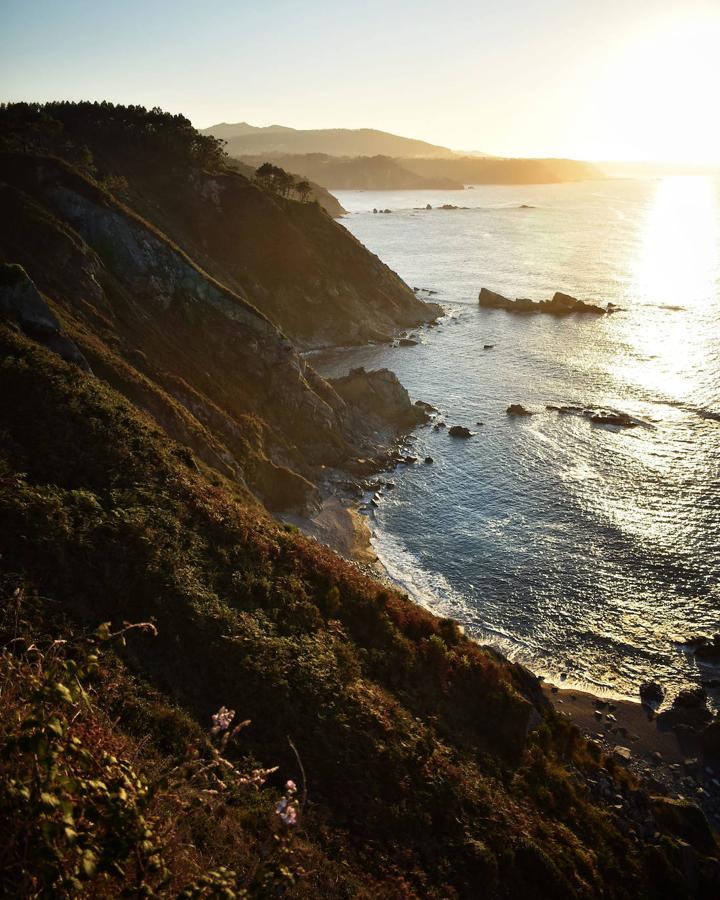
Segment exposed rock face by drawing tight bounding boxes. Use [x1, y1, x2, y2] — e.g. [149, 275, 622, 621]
[0, 264, 90, 371]
[479, 286, 609, 315]
[0, 154, 423, 514]
[448, 425, 472, 438]
[330, 367, 428, 433]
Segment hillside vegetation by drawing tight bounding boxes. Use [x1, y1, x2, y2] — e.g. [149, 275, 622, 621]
[0, 102, 717, 897]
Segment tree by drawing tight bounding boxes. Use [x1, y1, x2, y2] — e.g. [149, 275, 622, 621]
[294, 180, 312, 203]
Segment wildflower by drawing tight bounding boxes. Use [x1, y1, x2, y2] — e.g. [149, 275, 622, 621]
[211, 706, 235, 733]
[285, 779, 297, 794]
[281, 805, 298, 826]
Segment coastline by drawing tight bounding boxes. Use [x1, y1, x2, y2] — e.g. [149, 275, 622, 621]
[287, 489, 720, 832]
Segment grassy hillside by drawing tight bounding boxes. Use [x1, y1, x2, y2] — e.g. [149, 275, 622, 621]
[2, 325, 716, 897]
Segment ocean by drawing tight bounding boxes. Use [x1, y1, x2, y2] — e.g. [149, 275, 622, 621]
[310, 176, 720, 701]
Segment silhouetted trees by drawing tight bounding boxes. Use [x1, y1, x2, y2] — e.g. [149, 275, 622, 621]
[254, 163, 313, 202]
[0, 101, 228, 176]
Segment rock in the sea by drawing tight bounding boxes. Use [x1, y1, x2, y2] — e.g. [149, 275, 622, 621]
[506, 404, 534, 417]
[483, 344, 494, 350]
[640, 681, 665, 705]
[398, 337, 418, 346]
[424, 456, 434, 464]
[479, 286, 607, 315]
[448, 425, 472, 438]
[589, 411, 640, 428]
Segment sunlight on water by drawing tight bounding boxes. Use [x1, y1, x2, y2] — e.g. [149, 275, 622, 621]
[614, 177, 720, 403]
[633, 176, 718, 308]
[318, 179, 720, 700]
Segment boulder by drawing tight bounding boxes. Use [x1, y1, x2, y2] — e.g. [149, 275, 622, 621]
[640, 681, 665, 705]
[507, 404, 533, 417]
[684, 634, 720, 662]
[448, 425, 471, 438]
[701, 717, 720, 756]
[398, 337, 418, 346]
[674, 688, 708, 710]
[651, 797, 718, 855]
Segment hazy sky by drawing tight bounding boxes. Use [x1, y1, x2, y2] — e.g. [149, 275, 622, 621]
[2, 0, 719, 162]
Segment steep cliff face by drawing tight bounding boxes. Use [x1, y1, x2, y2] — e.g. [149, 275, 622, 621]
[0, 103, 439, 350]
[118, 166, 438, 348]
[0, 153, 413, 512]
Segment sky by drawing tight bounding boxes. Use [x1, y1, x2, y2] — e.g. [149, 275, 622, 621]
[2, 0, 719, 163]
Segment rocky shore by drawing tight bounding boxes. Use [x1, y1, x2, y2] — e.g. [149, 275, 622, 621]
[546, 682, 720, 838]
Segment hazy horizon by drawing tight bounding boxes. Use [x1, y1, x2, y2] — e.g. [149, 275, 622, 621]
[2, 0, 719, 165]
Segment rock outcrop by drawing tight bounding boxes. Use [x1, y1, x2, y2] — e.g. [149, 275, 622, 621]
[479, 286, 610, 315]
[330, 367, 428, 433]
[0, 264, 90, 371]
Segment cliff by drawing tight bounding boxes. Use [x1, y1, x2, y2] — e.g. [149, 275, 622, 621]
[0, 103, 439, 350]
[0, 103, 716, 897]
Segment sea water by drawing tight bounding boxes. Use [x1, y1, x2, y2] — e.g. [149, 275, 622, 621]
[311, 177, 720, 700]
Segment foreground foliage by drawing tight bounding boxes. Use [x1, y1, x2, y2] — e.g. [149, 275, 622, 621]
[1, 325, 717, 896]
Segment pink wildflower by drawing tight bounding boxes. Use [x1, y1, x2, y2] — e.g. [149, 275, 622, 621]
[211, 705, 235, 732]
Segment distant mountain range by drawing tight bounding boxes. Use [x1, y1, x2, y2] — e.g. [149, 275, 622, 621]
[203, 121, 602, 190]
[201, 122, 460, 159]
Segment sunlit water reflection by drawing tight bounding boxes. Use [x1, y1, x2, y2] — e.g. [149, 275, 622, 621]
[313, 177, 720, 700]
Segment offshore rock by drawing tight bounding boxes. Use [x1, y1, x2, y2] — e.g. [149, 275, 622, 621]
[479, 286, 608, 315]
[507, 404, 534, 417]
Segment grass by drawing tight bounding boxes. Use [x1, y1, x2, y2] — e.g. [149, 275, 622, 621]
[0, 324, 716, 896]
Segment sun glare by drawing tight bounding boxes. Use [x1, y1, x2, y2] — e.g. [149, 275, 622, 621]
[610, 176, 720, 402]
[576, 15, 720, 164]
